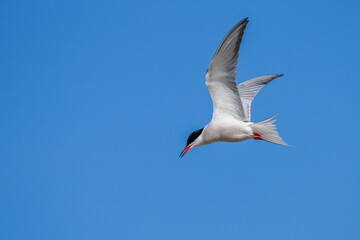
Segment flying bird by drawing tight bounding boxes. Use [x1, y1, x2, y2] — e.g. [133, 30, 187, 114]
[180, 18, 289, 157]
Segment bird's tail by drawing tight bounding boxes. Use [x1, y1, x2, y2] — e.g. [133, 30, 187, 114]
[249, 115, 289, 146]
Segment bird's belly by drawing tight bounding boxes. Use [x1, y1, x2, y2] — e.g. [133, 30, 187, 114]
[217, 129, 252, 142]
[203, 121, 253, 143]
[218, 134, 252, 142]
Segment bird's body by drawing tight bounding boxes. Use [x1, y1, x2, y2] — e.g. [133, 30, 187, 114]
[201, 118, 253, 145]
[180, 18, 289, 157]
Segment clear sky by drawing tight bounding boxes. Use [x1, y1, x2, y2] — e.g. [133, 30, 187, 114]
[1, 0, 359, 239]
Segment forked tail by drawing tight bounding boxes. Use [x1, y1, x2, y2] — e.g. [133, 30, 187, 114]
[250, 115, 289, 146]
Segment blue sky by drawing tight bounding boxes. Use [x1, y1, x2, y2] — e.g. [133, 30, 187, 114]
[1, 0, 359, 239]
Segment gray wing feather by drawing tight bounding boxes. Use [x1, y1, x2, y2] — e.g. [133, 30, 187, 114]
[237, 74, 283, 122]
[209, 18, 248, 75]
[206, 18, 249, 120]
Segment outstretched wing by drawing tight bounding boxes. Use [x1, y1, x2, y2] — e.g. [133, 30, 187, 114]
[237, 74, 283, 122]
[205, 18, 248, 121]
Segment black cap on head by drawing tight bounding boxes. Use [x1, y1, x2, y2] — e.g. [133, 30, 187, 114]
[179, 128, 204, 158]
[186, 128, 204, 146]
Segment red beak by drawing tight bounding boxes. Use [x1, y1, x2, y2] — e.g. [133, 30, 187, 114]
[179, 145, 192, 158]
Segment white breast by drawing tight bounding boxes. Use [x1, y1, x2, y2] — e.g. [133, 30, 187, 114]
[202, 118, 253, 144]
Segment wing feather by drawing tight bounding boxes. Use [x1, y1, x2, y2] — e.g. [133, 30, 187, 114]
[237, 74, 283, 122]
[205, 18, 249, 120]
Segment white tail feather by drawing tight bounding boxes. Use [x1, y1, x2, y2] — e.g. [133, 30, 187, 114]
[250, 115, 289, 146]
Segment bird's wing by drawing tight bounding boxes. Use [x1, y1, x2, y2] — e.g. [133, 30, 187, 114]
[205, 18, 248, 121]
[237, 74, 283, 122]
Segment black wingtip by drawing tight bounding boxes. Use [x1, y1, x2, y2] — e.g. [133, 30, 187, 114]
[241, 17, 249, 25]
[236, 17, 249, 27]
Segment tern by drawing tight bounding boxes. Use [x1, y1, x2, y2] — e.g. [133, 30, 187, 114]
[180, 18, 289, 157]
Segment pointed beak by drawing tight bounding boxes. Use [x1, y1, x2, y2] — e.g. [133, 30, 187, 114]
[179, 145, 192, 158]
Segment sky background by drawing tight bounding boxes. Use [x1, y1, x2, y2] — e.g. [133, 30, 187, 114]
[1, 0, 360, 239]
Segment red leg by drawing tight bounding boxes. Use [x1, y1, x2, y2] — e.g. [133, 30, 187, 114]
[253, 132, 262, 140]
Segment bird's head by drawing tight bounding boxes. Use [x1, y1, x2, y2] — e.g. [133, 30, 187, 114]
[179, 128, 204, 158]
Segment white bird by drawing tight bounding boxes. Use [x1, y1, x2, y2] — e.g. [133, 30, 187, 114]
[180, 18, 289, 157]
